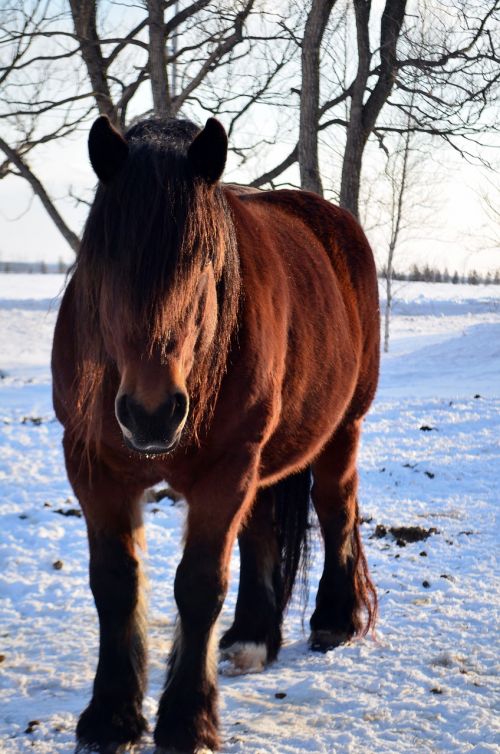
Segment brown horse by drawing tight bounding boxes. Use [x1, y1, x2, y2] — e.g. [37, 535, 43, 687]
[51, 115, 379, 754]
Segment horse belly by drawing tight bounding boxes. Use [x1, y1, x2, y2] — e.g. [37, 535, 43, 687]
[259, 303, 360, 483]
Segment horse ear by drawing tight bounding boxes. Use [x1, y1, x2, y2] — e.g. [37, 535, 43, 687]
[88, 116, 129, 183]
[188, 118, 227, 185]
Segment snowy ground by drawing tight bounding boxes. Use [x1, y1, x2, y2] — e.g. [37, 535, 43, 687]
[0, 275, 499, 754]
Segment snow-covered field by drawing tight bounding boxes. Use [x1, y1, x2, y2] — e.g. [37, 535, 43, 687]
[1, 274, 499, 754]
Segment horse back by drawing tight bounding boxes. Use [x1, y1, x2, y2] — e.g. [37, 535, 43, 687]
[266, 190, 380, 412]
[234, 188, 378, 340]
[229, 187, 379, 390]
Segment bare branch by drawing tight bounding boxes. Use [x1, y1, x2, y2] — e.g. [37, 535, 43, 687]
[251, 144, 298, 187]
[0, 135, 80, 252]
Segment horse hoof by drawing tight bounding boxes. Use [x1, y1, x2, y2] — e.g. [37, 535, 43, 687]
[219, 641, 267, 675]
[309, 629, 352, 652]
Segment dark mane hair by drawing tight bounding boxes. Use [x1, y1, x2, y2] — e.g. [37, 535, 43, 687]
[72, 118, 240, 449]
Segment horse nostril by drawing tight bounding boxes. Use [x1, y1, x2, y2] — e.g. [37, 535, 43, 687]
[170, 391, 188, 423]
[115, 391, 188, 449]
[116, 393, 134, 432]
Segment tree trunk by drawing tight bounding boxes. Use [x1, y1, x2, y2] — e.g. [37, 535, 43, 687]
[68, 0, 117, 124]
[147, 0, 173, 118]
[299, 0, 337, 195]
[338, 0, 370, 216]
[384, 246, 394, 353]
[339, 0, 406, 218]
[339, 124, 366, 217]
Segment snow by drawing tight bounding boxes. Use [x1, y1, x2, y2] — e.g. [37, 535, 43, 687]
[1, 274, 499, 754]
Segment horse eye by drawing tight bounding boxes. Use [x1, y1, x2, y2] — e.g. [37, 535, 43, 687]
[163, 338, 177, 355]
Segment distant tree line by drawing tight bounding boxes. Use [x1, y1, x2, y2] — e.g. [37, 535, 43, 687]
[0, 259, 69, 274]
[379, 264, 500, 285]
[1, 258, 498, 285]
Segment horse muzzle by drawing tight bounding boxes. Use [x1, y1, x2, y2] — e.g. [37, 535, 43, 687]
[115, 391, 189, 455]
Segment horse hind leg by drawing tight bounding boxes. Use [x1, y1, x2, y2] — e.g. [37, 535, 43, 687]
[220, 468, 311, 674]
[310, 419, 377, 651]
[219, 487, 282, 674]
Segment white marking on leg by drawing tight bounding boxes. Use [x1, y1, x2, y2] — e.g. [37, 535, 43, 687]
[205, 621, 218, 686]
[219, 641, 267, 676]
[168, 619, 184, 676]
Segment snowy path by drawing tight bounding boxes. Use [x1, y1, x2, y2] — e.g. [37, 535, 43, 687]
[1, 276, 499, 754]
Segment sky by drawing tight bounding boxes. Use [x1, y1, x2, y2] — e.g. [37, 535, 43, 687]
[0, 0, 498, 275]
[0, 128, 498, 275]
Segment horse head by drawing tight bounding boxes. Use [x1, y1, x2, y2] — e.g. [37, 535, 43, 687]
[78, 115, 238, 454]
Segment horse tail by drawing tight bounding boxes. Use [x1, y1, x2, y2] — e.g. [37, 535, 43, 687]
[274, 466, 312, 612]
[352, 499, 378, 637]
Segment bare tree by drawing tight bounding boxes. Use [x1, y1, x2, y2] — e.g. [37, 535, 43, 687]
[254, 0, 500, 220]
[299, 0, 338, 194]
[381, 102, 413, 353]
[1, 0, 498, 254]
[339, 0, 407, 216]
[366, 80, 440, 352]
[480, 174, 500, 251]
[0, 0, 264, 250]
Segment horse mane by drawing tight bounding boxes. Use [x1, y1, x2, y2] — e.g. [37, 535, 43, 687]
[71, 118, 240, 451]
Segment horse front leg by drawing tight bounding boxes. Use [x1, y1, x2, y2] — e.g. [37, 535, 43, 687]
[154, 451, 259, 754]
[65, 441, 148, 753]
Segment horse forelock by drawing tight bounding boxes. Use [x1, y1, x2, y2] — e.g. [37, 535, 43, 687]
[73, 118, 241, 447]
